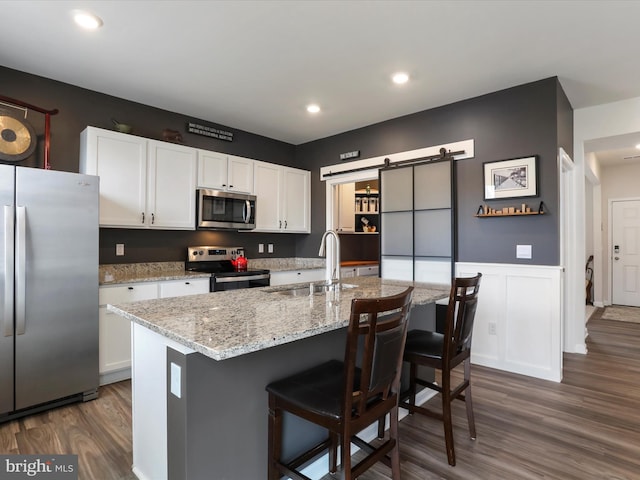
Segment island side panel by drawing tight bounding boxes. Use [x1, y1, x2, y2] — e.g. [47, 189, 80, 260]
[132, 322, 195, 480]
[166, 329, 347, 480]
[166, 302, 435, 480]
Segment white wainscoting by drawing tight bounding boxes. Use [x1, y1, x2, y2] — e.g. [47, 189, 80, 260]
[457, 262, 563, 383]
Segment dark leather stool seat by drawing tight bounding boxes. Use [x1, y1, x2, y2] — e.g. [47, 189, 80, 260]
[266, 287, 414, 480]
[404, 330, 445, 360]
[266, 359, 358, 420]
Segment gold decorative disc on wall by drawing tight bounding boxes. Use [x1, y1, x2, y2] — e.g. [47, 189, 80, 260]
[0, 113, 36, 162]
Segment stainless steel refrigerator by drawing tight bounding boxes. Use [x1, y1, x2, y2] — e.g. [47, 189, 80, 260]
[1, 165, 99, 420]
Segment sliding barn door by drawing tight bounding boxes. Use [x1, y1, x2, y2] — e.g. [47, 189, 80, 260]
[380, 159, 454, 285]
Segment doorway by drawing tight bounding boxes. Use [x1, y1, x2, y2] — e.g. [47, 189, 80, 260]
[611, 199, 640, 306]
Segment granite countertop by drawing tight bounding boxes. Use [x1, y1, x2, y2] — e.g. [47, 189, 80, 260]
[99, 258, 326, 285]
[248, 257, 325, 272]
[99, 262, 211, 286]
[107, 276, 449, 361]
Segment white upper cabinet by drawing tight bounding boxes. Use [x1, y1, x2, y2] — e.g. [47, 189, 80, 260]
[197, 150, 254, 194]
[253, 161, 281, 231]
[80, 127, 197, 230]
[336, 183, 356, 232]
[81, 126, 308, 232]
[80, 127, 148, 227]
[147, 140, 197, 230]
[253, 161, 310, 233]
[281, 167, 310, 232]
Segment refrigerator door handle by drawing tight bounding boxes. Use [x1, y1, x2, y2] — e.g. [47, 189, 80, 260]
[15, 205, 26, 335]
[3, 205, 14, 337]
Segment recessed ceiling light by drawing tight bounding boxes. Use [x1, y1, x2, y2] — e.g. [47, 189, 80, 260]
[306, 104, 321, 114]
[73, 10, 103, 30]
[392, 72, 409, 85]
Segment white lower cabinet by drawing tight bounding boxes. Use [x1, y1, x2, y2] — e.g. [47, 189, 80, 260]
[99, 283, 158, 385]
[99, 278, 209, 385]
[269, 269, 326, 286]
[158, 278, 210, 298]
[341, 267, 357, 278]
[341, 264, 379, 278]
[357, 265, 379, 276]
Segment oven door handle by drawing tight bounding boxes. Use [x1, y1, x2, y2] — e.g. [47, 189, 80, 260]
[214, 274, 270, 283]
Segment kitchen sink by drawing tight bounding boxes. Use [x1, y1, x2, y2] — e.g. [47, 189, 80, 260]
[273, 282, 357, 296]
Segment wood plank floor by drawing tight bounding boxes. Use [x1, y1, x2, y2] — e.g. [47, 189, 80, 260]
[2, 307, 639, 479]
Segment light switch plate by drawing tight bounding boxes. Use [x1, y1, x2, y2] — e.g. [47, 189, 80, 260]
[516, 244, 532, 259]
[268, 243, 274, 253]
[258, 243, 264, 253]
[116, 243, 125, 256]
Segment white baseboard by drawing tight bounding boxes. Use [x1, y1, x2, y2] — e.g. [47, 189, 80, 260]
[99, 367, 131, 386]
[296, 388, 437, 480]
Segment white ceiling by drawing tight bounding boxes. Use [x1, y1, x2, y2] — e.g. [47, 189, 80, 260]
[1, 0, 640, 162]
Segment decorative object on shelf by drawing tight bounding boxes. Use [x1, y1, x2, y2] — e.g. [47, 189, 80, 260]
[0, 94, 59, 169]
[187, 121, 233, 142]
[162, 128, 184, 143]
[360, 216, 377, 232]
[475, 201, 544, 217]
[483, 155, 538, 200]
[111, 118, 133, 134]
[0, 111, 36, 162]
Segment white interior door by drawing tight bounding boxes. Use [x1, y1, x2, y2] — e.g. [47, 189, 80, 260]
[612, 199, 640, 306]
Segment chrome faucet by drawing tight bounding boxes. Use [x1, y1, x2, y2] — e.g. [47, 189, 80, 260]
[318, 230, 341, 285]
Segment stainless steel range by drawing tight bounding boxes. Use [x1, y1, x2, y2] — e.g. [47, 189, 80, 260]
[186, 246, 270, 291]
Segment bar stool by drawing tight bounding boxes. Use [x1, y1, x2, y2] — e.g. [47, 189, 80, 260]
[401, 273, 481, 466]
[266, 287, 414, 480]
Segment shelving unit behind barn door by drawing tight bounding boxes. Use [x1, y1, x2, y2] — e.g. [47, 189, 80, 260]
[380, 157, 455, 285]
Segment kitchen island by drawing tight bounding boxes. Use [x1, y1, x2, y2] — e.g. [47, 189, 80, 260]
[108, 276, 448, 480]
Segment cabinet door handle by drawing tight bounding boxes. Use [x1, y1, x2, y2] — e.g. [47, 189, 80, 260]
[128, 287, 134, 290]
[284, 220, 287, 229]
[141, 212, 145, 223]
[151, 213, 155, 224]
[185, 282, 190, 285]
[279, 220, 282, 229]
[229, 185, 234, 188]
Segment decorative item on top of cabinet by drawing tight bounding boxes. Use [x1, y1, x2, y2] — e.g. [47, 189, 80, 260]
[475, 201, 545, 217]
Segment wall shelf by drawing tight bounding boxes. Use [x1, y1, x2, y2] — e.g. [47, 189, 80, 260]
[475, 211, 543, 218]
[475, 201, 545, 218]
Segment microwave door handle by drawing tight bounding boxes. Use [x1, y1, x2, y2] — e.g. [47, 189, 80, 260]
[244, 200, 252, 224]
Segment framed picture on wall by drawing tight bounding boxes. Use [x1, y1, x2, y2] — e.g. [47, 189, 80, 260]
[483, 155, 538, 200]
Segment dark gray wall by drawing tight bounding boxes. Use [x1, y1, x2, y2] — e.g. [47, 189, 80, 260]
[2, 67, 572, 266]
[295, 78, 572, 266]
[0, 66, 301, 263]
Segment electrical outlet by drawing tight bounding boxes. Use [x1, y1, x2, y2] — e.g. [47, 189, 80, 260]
[258, 243, 264, 253]
[488, 322, 497, 335]
[268, 243, 274, 253]
[116, 243, 125, 256]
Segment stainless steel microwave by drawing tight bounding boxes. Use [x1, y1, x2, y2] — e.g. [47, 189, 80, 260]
[196, 189, 256, 230]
